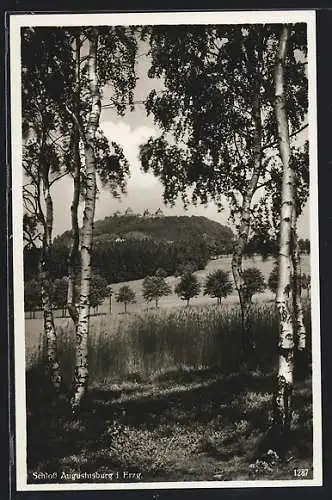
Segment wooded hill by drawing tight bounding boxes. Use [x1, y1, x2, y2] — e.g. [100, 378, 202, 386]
[25, 215, 234, 284]
[54, 214, 234, 248]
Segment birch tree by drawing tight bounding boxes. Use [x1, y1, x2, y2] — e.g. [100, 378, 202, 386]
[69, 28, 100, 409]
[22, 27, 73, 393]
[62, 26, 137, 409]
[140, 24, 308, 359]
[66, 32, 82, 325]
[273, 24, 296, 437]
[22, 26, 137, 407]
[291, 208, 306, 352]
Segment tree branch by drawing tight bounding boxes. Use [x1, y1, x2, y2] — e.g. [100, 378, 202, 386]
[47, 131, 70, 147]
[64, 105, 88, 146]
[232, 131, 247, 167]
[262, 123, 308, 151]
[49, 171, 69, 186]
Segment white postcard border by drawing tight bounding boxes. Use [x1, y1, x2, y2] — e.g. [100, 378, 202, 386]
[10, 9, 322, 491]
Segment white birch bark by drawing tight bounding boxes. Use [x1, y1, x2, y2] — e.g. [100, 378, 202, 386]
[273, 25, 295, 434]
[67, 34, 81, 325]
[40, 141, 62, 392]
[291, 209, 306, 351]
[231, 96, 262, 358]
[71, 29, 100, 409]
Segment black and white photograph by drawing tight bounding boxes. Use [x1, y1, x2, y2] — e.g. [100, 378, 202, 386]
[10, 10, 322, 491]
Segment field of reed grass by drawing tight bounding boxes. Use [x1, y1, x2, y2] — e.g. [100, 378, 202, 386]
[28, 301, 311, 388]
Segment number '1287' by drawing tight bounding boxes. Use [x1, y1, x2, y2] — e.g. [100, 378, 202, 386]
[294, 468, 309, 478]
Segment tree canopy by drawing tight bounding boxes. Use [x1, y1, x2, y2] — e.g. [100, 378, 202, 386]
[142, 275, 172, 308]
[140, 24, 308, 233]
[116, 285, 136, 313]
[242, 267, 266, 302]
[203, 269, 233, 304]
[175, 272, 201, 306]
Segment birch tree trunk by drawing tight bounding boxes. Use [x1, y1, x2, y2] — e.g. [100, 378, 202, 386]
[67, 34, 81, 325]
[273, 25, 295, 437]
[231, 96, 262, 360]
[291, 208, 308, 380]
[71, 30, 100, 410]
[66, 132, 80, 324]
[40, 259, 62, 392]
[40, 145, 62, 392]
[291, 209, 306, 351]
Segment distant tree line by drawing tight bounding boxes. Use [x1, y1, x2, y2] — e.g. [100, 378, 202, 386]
[244, 235, 310, 259]
[24, 237, 212, 284]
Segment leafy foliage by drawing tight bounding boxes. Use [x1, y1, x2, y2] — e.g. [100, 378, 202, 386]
[140, 23, 309, 237]
[298, 238, 310, 255]
[89, 274, 110, 309]
[244, 235, 278, 260]
[203, 269, 233, 304]
[267, 262, 297, 296]
[301, 274, 311, 295]
[24, 279, 41, 314]
[242, 267, 266, 302]
[116, 285, 136, 313]
[175, 272, 201, 305]
[142, 276, 171, 308]
[50, 278, 69, 311]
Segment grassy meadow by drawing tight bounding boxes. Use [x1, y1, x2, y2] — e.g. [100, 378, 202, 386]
[25, 255, 310, 366]
[25, 255, 313, 483]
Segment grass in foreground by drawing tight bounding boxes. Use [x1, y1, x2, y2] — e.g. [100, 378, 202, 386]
[26, 367, 313, 483]
[26, 302, 313, 483]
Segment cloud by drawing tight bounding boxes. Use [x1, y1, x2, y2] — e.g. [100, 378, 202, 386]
[51, 120, 161, 236]
[100, 120, 159, 187]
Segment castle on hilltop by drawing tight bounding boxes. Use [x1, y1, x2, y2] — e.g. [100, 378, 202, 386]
[114, 208, 165, 219]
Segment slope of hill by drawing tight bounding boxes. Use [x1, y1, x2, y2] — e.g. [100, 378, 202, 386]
[54, 214, 234, 247]
[28, 215, 234, 284]
[95, 214, 234, 243]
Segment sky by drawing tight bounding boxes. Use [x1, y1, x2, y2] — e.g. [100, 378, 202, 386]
[50, 37, 310, 239]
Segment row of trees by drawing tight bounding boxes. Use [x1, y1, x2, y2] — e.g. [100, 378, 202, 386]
[24, 264, 311, 316]
[115, 266, 311, 312]
[24, 274, 109, 318]
[22, 23, 310, 442]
